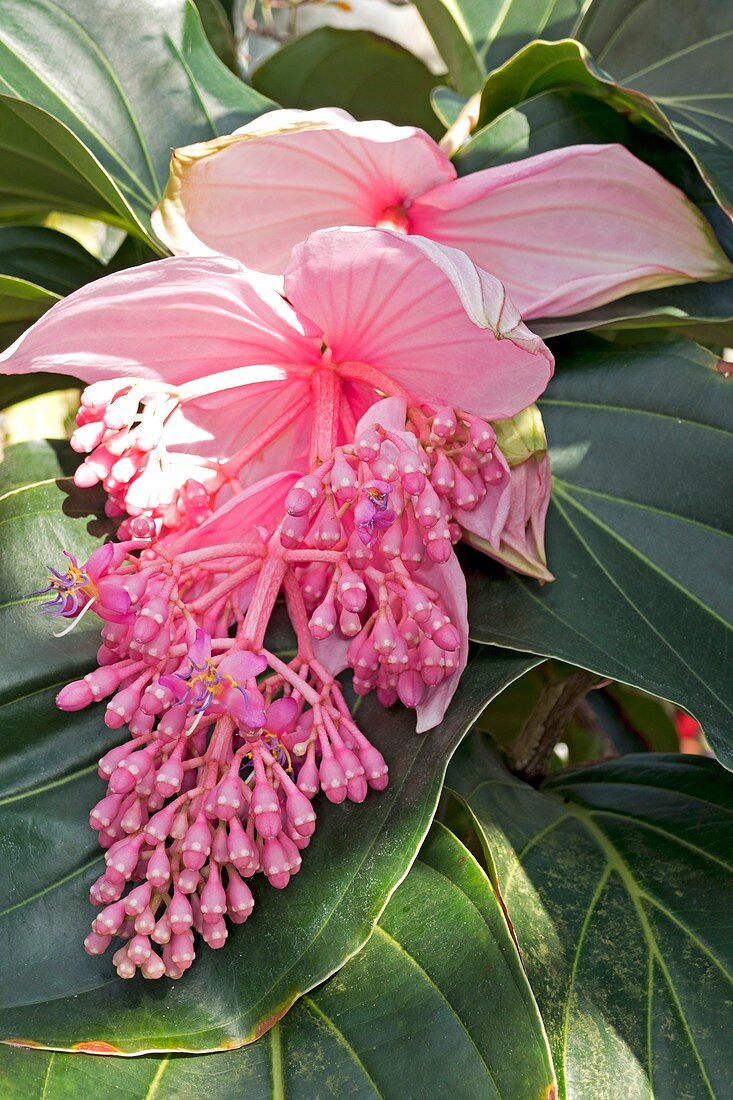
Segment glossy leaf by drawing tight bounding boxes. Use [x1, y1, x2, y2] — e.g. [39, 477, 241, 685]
[448, 737, 733, 1099]
[0, 95, 141, 232]
[0, 825, 556, 1098]
[467, 338, 733, 767]
[0, 0, 273, 236]
[252, 28, 442, 139]
[0, 440, 537, 1053]
[0, 226, 105, 297]
[193, 0, 238, 71]
[0, 276, 57, 357]
[578, 0, 733, 213]
[413, 0, 586, 95]
[472, 33, 733, 217]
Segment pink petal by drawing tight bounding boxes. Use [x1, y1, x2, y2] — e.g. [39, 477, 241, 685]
[152, 108, 455, 275]
[285, 227, 554, 420]
[414, 550, 468, 734]
[410, 144, 731, 318]
[265, 696, 299, 734]
[0, 255, 319, 384]
[188, 628, 212, 667]
[165, 471, 300, 554]
[220, 650, 268, 681]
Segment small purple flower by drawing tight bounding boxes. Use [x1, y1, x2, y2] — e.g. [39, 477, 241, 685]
[160, 629, 268, 730]
[353, 480, 395, 545]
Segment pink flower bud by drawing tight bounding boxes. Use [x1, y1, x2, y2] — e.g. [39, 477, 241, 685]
[355, 428, 381, 461]
[213, 773, 245, 820]
[155, 742, 185, 798]
[359, 744, 390, 790]
[182, 814, 212, 870]
[106, 834, 144, 879]
[178, 867, 201, 894]
[168, 890, 194, 934]
[56, 680, 93, 711]
[135, 906, 156, 936]
[170, 931, 195, 968]
[280, 511, 311, 548]
[296, 750, 320, 799]
[250, 781, 282, 838]
[226, 868, 254, 921]
[330, 453, 358, 504]
[309, 597, 338, 640]
[286, 474, 322, 516]
[416, 482, 441, 528]
[431, 406, 457, 439]
[262, 837, 290, 889]
[152, 912, 171, 945]
[144, 801, 178, 844]
[124, 881, 153, 916]
[347, 776, 368, 803]
[432, 622, 461, 652]
[146, 844, 171, 889]
[200, 863, 227, 923]
[141, 951, 166, 980]
[201, 918, 228, 949]
[89, 793, 124, 831]
[319, 755, 347, 804]
[398, 669, 427, 709]
[84, 930, 111, 956]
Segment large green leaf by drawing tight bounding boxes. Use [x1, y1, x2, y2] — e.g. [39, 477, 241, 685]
[252, 28, 441, 139]
[448, 737, 733, 1099]
[0, 0, 273, 237]
[413, 0, 586, 95]
[578, 0, 733, 213]
[467, 338, 733, 767]
[0, 440, 537, 1053]
[0, 227, 106, 351]
[0, 95, 144, 232]
[473, 32, 733, 216]
[0, 825, 556, 1098]
[0, 276, 58, 357]
[0, 226, 104, 296]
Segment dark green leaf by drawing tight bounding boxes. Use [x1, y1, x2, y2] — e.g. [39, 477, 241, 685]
[0, 0, 273, 238]
[0, 226, 104, 296]
[193, 0, 238, 72]
[0, 826, 555, 1097]
[578, 0, 733, 213]
[431, 84, 468, 127]
[0, 276, 57, 356]
[0, 440, 536, 1052]
[0, 95, 140, 233]
[448, 737, 733, 1099]
[252, 28, 442, 139]
[467, 338, 733, 767]
[472, 32, 733, 217]
[413, 0, 587, 95]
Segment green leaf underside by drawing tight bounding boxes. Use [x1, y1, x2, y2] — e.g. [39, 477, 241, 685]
[413, 0, 587, 95]
[0, 0, 273, 237]
[0, 825, 555, 1099]
[448, 737, 733, 1099]
[252, 29, 442, 140]
[467, 338, 733, 767]
[472, 32, 733, 216]
[0, 440, 539, 1053]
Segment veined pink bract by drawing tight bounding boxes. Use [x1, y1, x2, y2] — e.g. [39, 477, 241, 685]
[152, 107, 732, 320]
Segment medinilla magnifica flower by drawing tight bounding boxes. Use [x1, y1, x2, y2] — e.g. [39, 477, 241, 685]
[152, 107, 732, 319]
[0, 226, 552, 537]
[42, 392, 503, 980]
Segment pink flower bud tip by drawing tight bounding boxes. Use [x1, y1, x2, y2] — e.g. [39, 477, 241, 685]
[56, 680, 93, 711]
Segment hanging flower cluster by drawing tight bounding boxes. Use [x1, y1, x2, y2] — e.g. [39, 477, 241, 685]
[3, 107, 728, 980]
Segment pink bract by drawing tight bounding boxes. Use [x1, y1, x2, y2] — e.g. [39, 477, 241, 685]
[152, 107, 732, 319]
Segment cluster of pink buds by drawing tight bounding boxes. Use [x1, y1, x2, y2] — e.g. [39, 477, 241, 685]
[33, 396, 516, 978]
[71, 378, 223, 534]
[281, 399, 506, 709]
